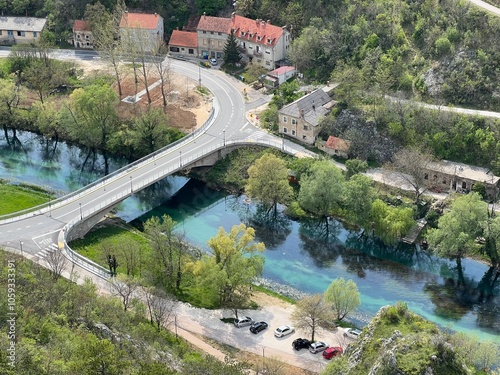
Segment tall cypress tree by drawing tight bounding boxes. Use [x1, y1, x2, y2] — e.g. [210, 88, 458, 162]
[223, 30, 241, 65]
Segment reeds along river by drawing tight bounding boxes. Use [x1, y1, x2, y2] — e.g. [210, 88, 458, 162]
[1, 130, 499, 342]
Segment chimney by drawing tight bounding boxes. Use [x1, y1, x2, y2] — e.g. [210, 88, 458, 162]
[312, 100, 316, 110]
[267, 20, 271, 24]
[203, 12, 206, 19]
[231, 12, 235, 19]
[300, 109, 305, 118]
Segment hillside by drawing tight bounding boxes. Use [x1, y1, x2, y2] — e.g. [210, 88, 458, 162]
[321, 302, 497, 375]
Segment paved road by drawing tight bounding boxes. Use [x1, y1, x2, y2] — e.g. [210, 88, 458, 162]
[468, 0, 500, 16]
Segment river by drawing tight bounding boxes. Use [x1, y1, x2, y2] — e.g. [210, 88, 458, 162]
[1, 130, 499, 342]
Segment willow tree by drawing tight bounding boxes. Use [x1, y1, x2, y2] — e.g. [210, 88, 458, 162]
[324, 278, 361, 322]
[189, 224, 264, 313]
[246, 153, 294, 215]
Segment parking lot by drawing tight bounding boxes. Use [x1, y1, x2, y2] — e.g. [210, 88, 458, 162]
[173, 293, 355, 373]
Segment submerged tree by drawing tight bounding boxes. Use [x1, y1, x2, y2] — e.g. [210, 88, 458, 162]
[246, 153, 294, 216]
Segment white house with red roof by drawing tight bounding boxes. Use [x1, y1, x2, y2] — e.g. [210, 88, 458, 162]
[119, 12, 164, 52]
[194, 12, 291, 69]
[319, 136, 351, 158]
[264, 66, 296, 89]
[168, 29, 198, 57]
[72, 20, 93, 49]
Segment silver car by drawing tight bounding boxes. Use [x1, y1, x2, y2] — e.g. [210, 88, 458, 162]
[343, 328, 362, 339]
[309, 341, 329, 354]
[234, 316, 253, 328]
[274, 325, 295, 338]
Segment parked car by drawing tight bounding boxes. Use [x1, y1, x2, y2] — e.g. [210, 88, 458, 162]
[309, 341, 329, 354]
[343, 328, 362, 339]
[323, 346, 343, 360]
[234, 316, 253, 328]
[274, 325, 295, 338]
[210, 58, 218, 66]
[292, 338, 311, 351]
[250, 321, 268, 334]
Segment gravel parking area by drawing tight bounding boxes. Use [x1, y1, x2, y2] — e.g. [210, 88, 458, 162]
[173, 292, 355, 373]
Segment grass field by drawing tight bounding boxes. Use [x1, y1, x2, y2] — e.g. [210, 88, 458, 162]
[0, 183, 52, 215]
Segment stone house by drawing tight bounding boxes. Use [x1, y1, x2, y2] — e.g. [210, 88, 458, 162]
[424, 160, 500, 199]
[0, 16, 46, 45]
[168, 29, 198, 57]
[72, 20, 93, 49]
[278, 86, 335, 145]
[120, 12, 164, 53]
[193, 13, 291, 69]
[318, 136, 351, 158]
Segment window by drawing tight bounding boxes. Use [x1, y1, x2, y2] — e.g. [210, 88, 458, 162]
[181, 48, 185, 51]
[86, 42, 90, 46]
[291, 130, 296, 136]
[291, 119, 297, 125]
[218, 32, 222, 35]
[424, 173, 428, 180]
[283, 116, 287, 123]
[210, 31, 214, 35]
[302, 135, 307, 140]
[241, 32, 246, 36]
[283, 127, 288, 133]
[265, 49, 271, 54]
[33, 31, 37, 37]
[0, 31, 2, 35]
[218, 41, 223, 47]
[248, 44, 252, 49]
[265, 61, 270, 66]
[85, 35, 89, 39]
[303, 125, 308, 131]
[203, 31, 206, 34]
[17, 31, 25, 37]
[7, 30, 13, 36]
[267, 38, 271, 43]
[462, 181, 467, 189]
[203, 38, 207, 45]
[442, 179, 447, 185]
[169, 47, 180, 52]
[188, 48, 194, 54]
[77, 34, 81, 39]
[257, 36, 261, 41]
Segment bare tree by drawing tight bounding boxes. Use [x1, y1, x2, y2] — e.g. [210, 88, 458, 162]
[290, 294, 334, 342]
[386, 146, 437, 202]
[119, 240, 141, 277]
[109, 275, 138, 311]
[151, 40, 174, 111]
[254, 356, 286, 375]
[45, 249, 69, 280]
[142, 286, 177, 331]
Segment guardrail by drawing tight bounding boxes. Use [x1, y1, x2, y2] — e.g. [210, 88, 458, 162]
[0, 103, 217, 224]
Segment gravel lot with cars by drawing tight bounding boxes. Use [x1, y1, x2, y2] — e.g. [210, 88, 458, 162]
[173, 293, 354, 373]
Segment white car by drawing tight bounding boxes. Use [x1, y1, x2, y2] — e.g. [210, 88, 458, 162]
[309, 341, 329, 354]
[210, 58, 218, 66]
[274, 325, 295, 338]
[343, 328, 362, 339]
[234, 316, 253, 328]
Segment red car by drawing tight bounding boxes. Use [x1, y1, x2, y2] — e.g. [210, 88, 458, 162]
[322, 346, 343, 360]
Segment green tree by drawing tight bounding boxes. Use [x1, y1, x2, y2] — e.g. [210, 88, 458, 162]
[129, 107, 171, 156]
[246, 153, 294, 215]
[298, 160, 344, 218]
[65, 84, 119, 150]
[343, 174, 374, 229]
[144, 215, 184, 291]
[427, 193, 488, 273]
[223, 30, 241, 65]
[371, 199, 415, 244]
[345, 158, 369, 180]
[290, 294, 334, 342]
[189, 224, 265, 311]
[324, 278, 361, 322]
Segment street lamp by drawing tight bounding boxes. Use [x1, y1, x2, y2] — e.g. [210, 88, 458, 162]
[198, 66, 202, 89]
[130, 176, 133, 193]
[79, 203, 82, 220]
[19, 241, 23, 256]
[179, 151, 182, 168]
[223, 130, 226, 146]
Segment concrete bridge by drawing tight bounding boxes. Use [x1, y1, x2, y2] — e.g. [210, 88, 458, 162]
[0, 59, 315, 278]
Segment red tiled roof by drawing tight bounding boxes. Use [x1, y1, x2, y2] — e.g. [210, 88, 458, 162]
[325, 136, 351, 152]
[73, 20, 90, 32]
[196, 14, 285, 47]
[269, 66, 295, 76]
[230, 15, 283, 47]
[196, 15, 231, 33]
[120, 12, 162, 29]
[168, 30, 198, 48]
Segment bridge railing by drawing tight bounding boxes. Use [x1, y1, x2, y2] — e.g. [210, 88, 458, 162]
[0, 104, 217, 224]
[56, 136, 315, 278]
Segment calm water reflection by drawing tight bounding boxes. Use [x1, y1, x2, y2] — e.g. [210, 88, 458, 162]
[1, 130, 499, 342]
